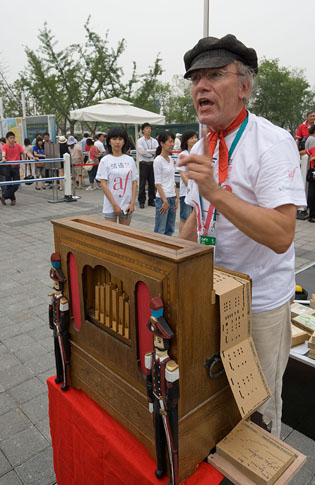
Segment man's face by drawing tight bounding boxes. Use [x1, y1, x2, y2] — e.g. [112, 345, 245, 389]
[44, 134, 50, 143]
[191, 63, 249, 131]
[7, 135, 15, 145]
[307, 112, 315, 124]
[143, 126, 151, 137]
[99, 135, 105, 142]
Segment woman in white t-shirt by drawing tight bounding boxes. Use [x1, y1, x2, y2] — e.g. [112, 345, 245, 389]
[96, 127, 138, 226]
[177, 130, 198, 234]
[153, 131, 178, 236]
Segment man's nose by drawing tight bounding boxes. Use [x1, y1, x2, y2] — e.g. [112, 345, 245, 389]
[194, 74, 212, 90]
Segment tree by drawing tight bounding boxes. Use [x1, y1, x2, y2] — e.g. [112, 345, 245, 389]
[0, 58, 25, 118]
[162, 75, 197, 124]
[250, 58, 315, 133]
[19, 19, 163, 134]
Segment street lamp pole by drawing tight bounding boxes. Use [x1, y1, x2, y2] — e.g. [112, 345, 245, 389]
[203, 0, 209, 38]
[199, 0, 210, 137]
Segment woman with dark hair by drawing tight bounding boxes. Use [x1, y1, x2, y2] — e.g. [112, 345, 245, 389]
[153, 131, 178, 236]
[33, 137, 46, 190]
[177, 130, 198, 233]
[96, 126, 138, 225]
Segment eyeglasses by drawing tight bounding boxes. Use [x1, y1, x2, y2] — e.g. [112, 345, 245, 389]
[189, 70, 244, 86]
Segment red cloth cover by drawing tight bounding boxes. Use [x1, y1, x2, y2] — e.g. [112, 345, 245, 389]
[47, 377, 224, 484]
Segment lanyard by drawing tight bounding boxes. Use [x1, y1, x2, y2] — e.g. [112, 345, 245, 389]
[199, 114, 248, 238]
[144, 137, 152, 150]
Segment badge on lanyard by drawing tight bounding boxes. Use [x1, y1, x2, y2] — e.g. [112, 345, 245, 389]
[200, 235, 216, 245]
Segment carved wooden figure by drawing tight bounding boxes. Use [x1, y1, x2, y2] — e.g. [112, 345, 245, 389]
[145, 296, 179, 485]
[48, 252, 71, 391]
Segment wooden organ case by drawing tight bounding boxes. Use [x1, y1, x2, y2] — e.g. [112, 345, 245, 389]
[51, 215, 241, 482]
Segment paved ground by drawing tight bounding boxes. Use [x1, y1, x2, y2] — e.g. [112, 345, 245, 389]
[0, 182, 315, 484]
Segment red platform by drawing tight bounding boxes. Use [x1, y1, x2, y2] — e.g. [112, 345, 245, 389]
[47, 377, 225, 484]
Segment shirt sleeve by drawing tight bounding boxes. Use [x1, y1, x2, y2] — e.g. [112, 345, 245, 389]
[130, 158, 138, 181]
[306, 147, 315, 157]
[136, 138, 146, 158]
[177, 150, 188, 171]
[153, 157, 162, 185]
[255, 138, 307, 208]
[295, 124, 303, 140]
[96, 158, 110, 180]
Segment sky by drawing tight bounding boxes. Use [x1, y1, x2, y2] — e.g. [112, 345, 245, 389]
[1, 0, 315, 94]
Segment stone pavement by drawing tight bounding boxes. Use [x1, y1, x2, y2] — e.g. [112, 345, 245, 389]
[0, 182, 315, 484]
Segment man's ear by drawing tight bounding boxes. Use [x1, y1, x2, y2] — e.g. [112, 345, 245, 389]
[239, 77, 251, 102]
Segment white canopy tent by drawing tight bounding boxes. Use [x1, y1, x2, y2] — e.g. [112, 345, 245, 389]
[69, 97, 165, 125]
[70, 97, 165, 167]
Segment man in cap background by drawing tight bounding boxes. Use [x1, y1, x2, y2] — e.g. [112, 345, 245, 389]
[173, 133, 182, 151]
[137, 122, 159, 208]
[179, 34, 306, 437]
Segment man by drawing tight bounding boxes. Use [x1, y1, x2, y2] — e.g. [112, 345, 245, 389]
[178, 34, 306, 437]
[173, 133, 182, 151]
[31, 133, 42, 146]
[137, 122, 158, 208]
[95, 133, 106, 159]
[295, 111, 315, 149]
[81, 132, 89, 154]
[42, 132, 57, 187]
[1, 131, 24, 206]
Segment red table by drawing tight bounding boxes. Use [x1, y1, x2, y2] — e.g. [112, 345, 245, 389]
[47, 377, 225, 484]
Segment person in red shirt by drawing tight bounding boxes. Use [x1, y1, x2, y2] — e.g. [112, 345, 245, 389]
[300, 145, 315, 222]
[295, 111, 315, 148]
[1, 131, 24, 206]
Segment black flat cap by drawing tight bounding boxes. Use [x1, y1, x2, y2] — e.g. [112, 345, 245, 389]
[184, 34, 258, 78]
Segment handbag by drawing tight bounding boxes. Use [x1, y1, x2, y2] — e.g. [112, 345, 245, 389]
[84, 159, 96, 172]
[24, 163, 35, 185]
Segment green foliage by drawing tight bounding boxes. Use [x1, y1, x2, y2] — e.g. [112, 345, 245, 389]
[0, 60, 24, 118]
[162, 75, 197, 124]
[19, 19, 163, 134]
[250, 58, 315, 132]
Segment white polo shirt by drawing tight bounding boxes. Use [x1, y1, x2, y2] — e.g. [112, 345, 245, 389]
[154, 155, 176, 198]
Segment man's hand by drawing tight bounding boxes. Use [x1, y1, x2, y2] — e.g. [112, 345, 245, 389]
[177, 132, 221, 204]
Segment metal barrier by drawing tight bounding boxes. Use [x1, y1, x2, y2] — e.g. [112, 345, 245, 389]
[0, 154, 76, 203]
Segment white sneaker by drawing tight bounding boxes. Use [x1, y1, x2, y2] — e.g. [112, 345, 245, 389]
[86, 186, 93, 191]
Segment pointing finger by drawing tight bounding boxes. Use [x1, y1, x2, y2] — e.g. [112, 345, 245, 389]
[202, 127, 210, 158]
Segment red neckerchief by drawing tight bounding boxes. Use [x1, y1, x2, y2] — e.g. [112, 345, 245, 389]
[208, 106, 247, 184]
